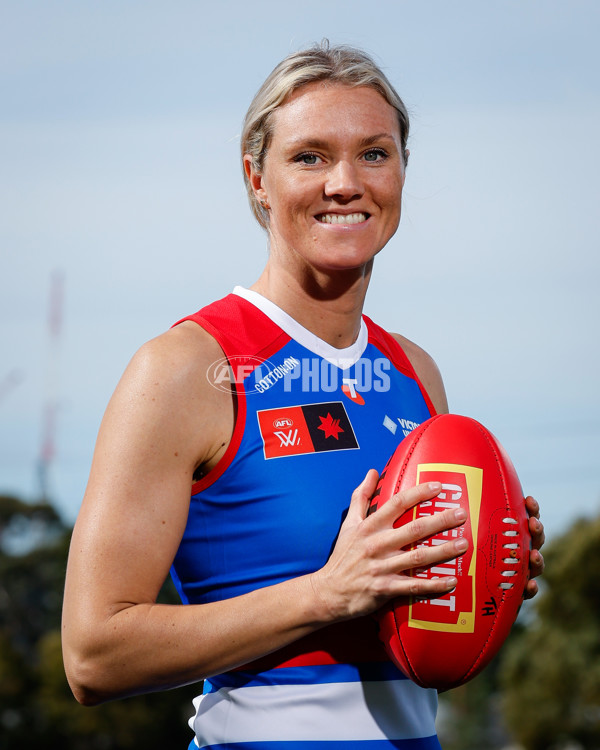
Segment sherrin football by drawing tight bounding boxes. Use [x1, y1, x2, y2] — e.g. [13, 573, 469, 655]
[368, 413, 530, 691]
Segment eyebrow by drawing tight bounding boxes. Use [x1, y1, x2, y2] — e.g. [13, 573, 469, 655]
[285, 133, 398, 151]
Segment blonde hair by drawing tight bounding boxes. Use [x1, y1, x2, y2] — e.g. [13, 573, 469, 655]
[241, 41, 410, 229]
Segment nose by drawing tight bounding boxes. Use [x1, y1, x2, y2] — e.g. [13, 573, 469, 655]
[324, 160, 364, 202]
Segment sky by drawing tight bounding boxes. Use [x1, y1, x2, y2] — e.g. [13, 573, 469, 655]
[1, 0, 598, 542]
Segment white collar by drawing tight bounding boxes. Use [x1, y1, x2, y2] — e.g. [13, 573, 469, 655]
[233, 286, 368, 368]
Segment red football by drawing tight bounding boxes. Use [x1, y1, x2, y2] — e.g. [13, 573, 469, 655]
[368, 413, 530, 691]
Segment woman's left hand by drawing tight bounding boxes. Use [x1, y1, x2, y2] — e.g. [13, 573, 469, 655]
[524, 495, 545, 599]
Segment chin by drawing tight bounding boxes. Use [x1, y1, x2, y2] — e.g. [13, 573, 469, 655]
[322, 244, 384, 270]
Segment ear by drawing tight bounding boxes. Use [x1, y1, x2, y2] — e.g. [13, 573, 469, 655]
[243, 154, 269, 208]
[399, 149, 409, 188]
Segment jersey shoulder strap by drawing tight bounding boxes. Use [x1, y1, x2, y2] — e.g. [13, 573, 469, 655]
[363, 314, 437, 415]
[174, 293, 291, 361]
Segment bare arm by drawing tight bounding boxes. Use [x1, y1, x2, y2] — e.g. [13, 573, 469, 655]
[62, 324, 467, 705]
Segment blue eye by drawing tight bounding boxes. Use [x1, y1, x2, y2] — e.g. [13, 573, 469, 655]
[363, 149, 387, 163]
[295, 153, 321, 165]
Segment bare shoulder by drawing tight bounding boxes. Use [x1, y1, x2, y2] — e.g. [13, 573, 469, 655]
[113, 320, 227, 425]
[93, 320, 234, 488]
[127, 319, 223, 387]
[390, 332, 449, 415]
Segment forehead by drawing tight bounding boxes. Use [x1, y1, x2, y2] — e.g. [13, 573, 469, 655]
[269, 82, 401, 146]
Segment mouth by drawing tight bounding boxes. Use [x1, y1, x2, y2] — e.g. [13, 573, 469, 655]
[315, 212, 369, 225]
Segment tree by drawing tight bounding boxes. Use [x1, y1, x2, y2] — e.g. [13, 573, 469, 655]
[500, 514, 600, 749]
[0, 494, 199, 749]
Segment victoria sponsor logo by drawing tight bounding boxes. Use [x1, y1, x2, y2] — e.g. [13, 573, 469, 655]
[383, 415, 422, 437]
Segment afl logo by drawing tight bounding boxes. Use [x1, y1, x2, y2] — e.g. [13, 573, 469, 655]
[207, 355, 274, 394]
[273, 417, 294, 428]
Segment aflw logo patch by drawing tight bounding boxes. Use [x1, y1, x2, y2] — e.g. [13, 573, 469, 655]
[257, 401, 359, 459]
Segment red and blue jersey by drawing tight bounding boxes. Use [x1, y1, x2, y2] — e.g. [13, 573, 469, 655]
[171, 287, 441, 749]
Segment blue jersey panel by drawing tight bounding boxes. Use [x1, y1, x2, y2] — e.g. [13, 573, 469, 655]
[172, 336, 431, 606]
[170, 291, 439, 750]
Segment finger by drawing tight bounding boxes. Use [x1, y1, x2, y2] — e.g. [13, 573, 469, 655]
[402, 571, 460, 599]
[369, 481, 444, 529]
[523, 578, 539, 600]
[529, 548, 545, 578]
[346, 469, 380, 524]
[396, 504, 467, 549]
[524, 495, 540, 519]
[386, 533, 469, 578]
[529, 516, 545, 550]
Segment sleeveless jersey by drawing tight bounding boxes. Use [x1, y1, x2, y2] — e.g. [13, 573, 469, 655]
[171, 287, 441, 750]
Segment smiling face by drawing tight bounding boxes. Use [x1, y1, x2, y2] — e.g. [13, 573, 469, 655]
[244, 82, 407, 275]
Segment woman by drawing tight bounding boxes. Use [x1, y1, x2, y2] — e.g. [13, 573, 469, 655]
[62, 43, 545, 748]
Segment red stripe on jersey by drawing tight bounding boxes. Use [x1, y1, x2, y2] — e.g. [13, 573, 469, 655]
[363, 316, 437, 416]
[175, 295, 292, 494]
[238, 617, 389, 672]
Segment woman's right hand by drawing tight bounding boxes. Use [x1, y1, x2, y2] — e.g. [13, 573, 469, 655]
[310, 469, 468, 622]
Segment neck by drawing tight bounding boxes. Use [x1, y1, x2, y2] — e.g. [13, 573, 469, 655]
[251, 259, 373, 349]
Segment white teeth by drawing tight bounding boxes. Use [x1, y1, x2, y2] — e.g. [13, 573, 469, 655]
[318, 213, 367, 225]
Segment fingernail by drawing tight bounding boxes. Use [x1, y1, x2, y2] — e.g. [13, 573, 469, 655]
[428, 482, 442, 492]
[455, 538, 468, 552]
[454, 508, 467, 522]
[446, 577, 458, 589]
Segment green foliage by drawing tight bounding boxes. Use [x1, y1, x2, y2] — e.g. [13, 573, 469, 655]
[0, 494, 198, 749]
[32, 629, 198, 749]
[437, 633, 516, 749]
[500, 515, 600, 749]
